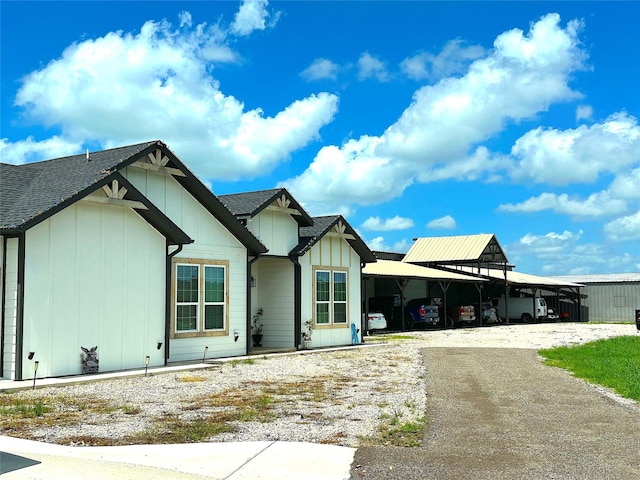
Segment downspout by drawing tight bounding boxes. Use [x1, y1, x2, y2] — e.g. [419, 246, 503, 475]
[362, 262, 368, 340]
[289, 255, 302, 349]
[165, 244, 183, 364]
[246, 254, 260, 354]
[16, 233, 26, 380]
[1, 236, 6, 377]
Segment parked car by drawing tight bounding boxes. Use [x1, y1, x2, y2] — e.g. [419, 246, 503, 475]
[405, 298, 441, 329]
[446, 304, 476, 327]
[366, 312, 387, 333]
[479, 302, 500, 325]
[547, 308, 559, 322]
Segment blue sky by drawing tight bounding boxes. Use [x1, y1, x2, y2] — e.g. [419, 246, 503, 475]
[2, 1, 639, 275]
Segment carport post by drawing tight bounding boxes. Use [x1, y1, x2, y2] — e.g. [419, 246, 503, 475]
[474, 283, 483, 325]
[438, 280, 451, 328]
[503, 267, 509, 325]
[394, 278, 409, 330]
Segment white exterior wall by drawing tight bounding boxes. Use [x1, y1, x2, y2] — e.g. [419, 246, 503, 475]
[582, 283, 640, 322]
[253, 258, 295, 348]
[301, 235, 362, 348]
[123, 167, 249, 361]
[22, 201, 166, 379]
[2, 237, 19, 379]
[250, 210, 299, 256]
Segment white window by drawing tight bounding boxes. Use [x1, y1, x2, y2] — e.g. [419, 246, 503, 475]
[174, 260, 228, 337]
[314, 268, 348, 326]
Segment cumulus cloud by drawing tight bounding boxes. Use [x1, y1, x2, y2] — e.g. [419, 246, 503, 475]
[508, 231, 639, 275]
[507, 112, 640, 185]
[576, 104, 593, 121]
[604, 211, 640, 242]
[0, 136, 82, 165]
[497, 191, 627, 219]
[300, 58, 340, 81]
[284, 13, 588, 210]
[366, 236, 412, 253]
[230, 0, 278, 36]
[361, 215, 414, 231]
[400, 39, 485, 81]
[7, 9, 337, 179]
[426, 215, 456, 229]
[357, 52, 390, 82]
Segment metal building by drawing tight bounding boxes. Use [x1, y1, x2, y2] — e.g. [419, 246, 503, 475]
[551, 273, 640, 323]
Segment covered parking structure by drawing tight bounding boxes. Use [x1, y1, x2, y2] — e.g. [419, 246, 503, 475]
[368, 234, 584, 326]
[446, 266, 585, 322]
[362, 259, 487, 331]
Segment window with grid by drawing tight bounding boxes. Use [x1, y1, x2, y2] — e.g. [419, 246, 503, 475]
[314, 268, 348, 326]
[174, 261, 228, 336]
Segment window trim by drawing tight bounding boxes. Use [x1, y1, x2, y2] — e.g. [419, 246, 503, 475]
[312, 266, 349, 328]
[171, 258, 229, 338]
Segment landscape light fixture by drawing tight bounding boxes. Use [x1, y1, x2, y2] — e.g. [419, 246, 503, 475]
[32, 361, 39, 390]
[144, 355, 150, 377]
[202, 346, 209, 363]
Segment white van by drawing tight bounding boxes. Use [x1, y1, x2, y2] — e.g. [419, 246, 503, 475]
[496, 296, 548, 323]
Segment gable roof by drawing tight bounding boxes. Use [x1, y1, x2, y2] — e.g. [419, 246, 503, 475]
[402, 234, 509, 266]
[291, 215, 376, 263]
[219, 188, 314, 227]
[0, 140, 267, 255]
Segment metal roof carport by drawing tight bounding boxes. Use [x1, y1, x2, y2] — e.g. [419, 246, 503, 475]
[446, 266, 585, 322]
[362, 260, 487, 330]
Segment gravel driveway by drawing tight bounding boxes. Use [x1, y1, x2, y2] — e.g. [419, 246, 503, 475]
[351, 325, 640, 480]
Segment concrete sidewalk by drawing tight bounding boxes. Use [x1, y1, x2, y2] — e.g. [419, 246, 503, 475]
[0, 435, 356, 479]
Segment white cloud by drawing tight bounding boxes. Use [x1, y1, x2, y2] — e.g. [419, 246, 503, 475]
[426, 215, 456, 229]
[285, 13, 588, 209]
[508, 112, 640, 185]
[508, 232, 640, 275]
[230, 0, 277, 36]
[400, 39, 485, 81]
[0, 136, 82, 165]
[361, 216, 414, 231]
[9, 12, 337, 180]
[576, 104, 593, 121]
[604, 211, 640, 242]
[608, 167, 640, 200]
[366, 236, 411, 253]
[357, 52, 389, 82]
[497, 191, 627, 219]
[300, 58, 340, 81]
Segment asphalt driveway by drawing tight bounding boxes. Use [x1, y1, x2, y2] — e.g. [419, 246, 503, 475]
[351, 347, 640, 479]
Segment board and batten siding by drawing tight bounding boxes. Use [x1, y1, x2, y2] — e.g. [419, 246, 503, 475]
[254, 258, 295, 349]
[301, 235, 362, 348]
[22, 201, 166, 379]
[250, 210, 299, 257]
[123, 167, 249, 361]
[1, 237, 19, 379]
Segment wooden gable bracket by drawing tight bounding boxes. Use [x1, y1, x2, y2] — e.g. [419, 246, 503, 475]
[327, 220, 355, 240]
[266, 194, 301, 216]
[130, 148, 186, 177]
[84, 179, 148, 210]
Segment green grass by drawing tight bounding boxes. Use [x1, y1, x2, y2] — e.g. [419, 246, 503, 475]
[539, 335, 640, 402]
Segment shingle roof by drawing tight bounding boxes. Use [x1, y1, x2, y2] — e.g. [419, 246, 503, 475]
[219, 188, 313, 227]
[0, 140, 267, 255]
[292, 215, 376, 262]
[1, 141, 156, 229]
